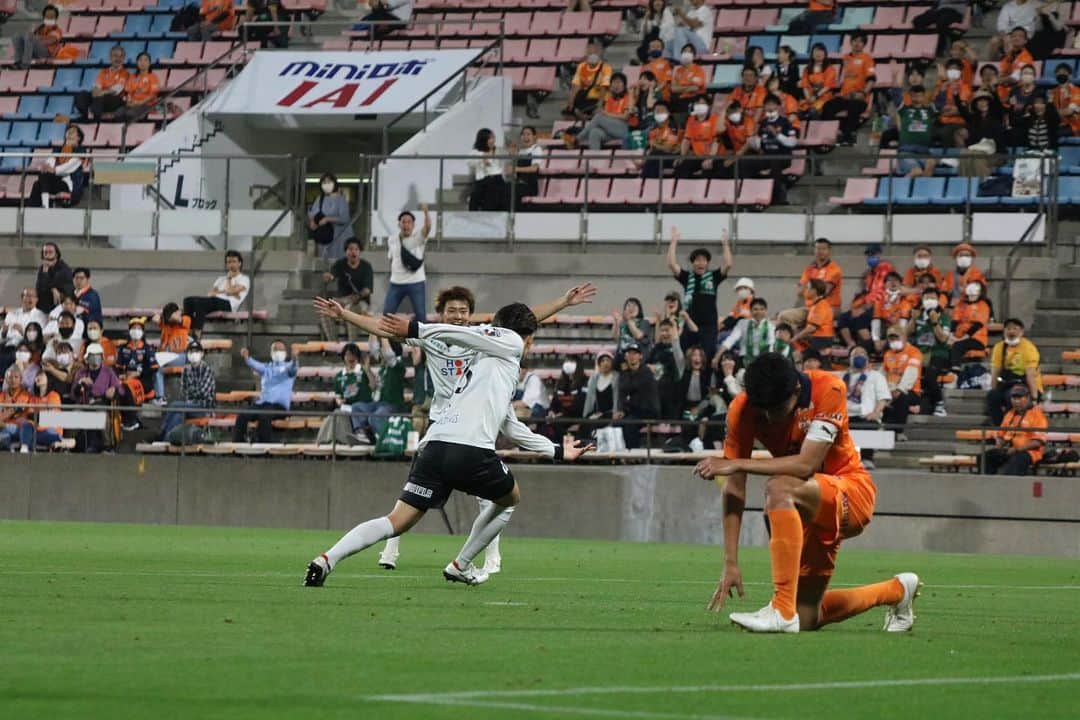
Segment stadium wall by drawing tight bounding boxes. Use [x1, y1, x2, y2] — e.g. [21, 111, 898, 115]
[3, 457, 1077, 558]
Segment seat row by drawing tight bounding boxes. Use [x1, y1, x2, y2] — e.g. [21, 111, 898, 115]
[0, 121, 156, 152]
[524, 177, 777, 208]
[406, 10, 621, 39]
[834, 176, 1072, 207]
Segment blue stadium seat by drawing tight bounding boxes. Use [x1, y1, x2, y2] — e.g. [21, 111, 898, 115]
[0, 122, 11, 144]
[38, 122, 66, 146]
[10, 95, 47, 120]
[828, 7, 874, 31]
[711, 64, 742, 88]
[809, 34, 841, 55]
[0, 153, 28, 172]
[747, 35, 780, 58]
[863, 177, 910, 206]
[52, 68, 86, 92]
[146, 40, 176, 63]
[766, 8, 803, 32]
[780, 35, 811, 58]
[121, 41, 148, 59]
[1060, 145, 1080, 173]
[1059, 175, 1080, 203]
[970, 176, 1008, 206]
[44, 95, 74, 118]
[88, 41, 114, 64]
[896, 177, 945, 205]
[931, 176, 975, 206]
[124, 14, 154, 35]
[8, 121, 41, 147]
[150, 14, 175, 35]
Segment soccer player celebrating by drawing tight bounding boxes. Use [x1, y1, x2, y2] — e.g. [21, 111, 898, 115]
[303, 304, 594, 588]
[694, 353, 920, 633]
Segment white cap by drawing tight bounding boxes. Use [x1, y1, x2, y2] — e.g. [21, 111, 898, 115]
[734, 277, 755, 291]
[85, 343, 104, 355]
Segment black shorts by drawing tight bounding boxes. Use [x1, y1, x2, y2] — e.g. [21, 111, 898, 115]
[399, 441, 515, 511]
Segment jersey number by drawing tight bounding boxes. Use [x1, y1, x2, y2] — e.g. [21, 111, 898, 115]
[453, 369, 474, 394]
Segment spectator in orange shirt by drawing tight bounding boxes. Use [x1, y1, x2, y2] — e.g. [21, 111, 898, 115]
[669, 44, 707, 116]
[564, 40, 613, 120]
[154, 302, 193, 403]
[190, 0, 238, 41]
[75, 45, 129, 120]
[871, 272, 911, 353]
[792, 278, 835, 354]
[881, 325, 922, 431]
[0, 366, 32, 450]
[717, 101, 756, 177]
[789, 0, 836, 34]
[949, 280, 992, 367]
[982, 384, 1047, 475]
[1050, 62, 1080, 136]
[13, 4, 63, 69]
[902, 245, 945, 291]
[641, 101, 681, 178]
[998, 27, 1035, 83]
[117, 52, 161, 122]
[823, 32, 875, 144]
[727, 67, 766, 123]
[932, 58, 973, 144]
[674, 96, 721, 178]
[859, 243, 896, 307]
[580, 72, 636, 150]
[20, 369, 63, 452]
[642, 39, 673, 100]
[798, 43, 838, 118]
[978, 62, 1012, 109]
[941, 242, 986, 307]
[764, 74, 801, 130]
[779, 236, 841, 332]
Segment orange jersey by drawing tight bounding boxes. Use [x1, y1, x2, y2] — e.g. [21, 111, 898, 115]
[933, 80, 972, 124]
[800, 64, 839, 112]
[806, 298, 835, 338]
[29, 389, 62, 434]
[34, 24, 64, 56]
[997, 406, 1048, 463]
[800, 260, 843, 308]
[0, 388, 32, 423]
[776, 90, 801, 129]
[572, 61, 612, 100]
[730, 295, 753, 319]
[999, 48, 1034, 80]
[729, 84, 766, 114]
[683, 113, 720, 156]
[723, 117, 756, 152]
[882, 343, 923, 394]
[96, 66, 131, 92]
[159, 315, 192, 353]
[201, 0, 237, 30]
[1051, 84, 1080, 135]
[644, 57, 672, 97]
[808, 0, 835, 12]
[902, 264, 944, 287]
[672, 63, 707, 100]
[941, 265, 987, 305]
[951, 299, 991, 345]
[724, 369, 866, 478]
[648, 123, 681, 151]
[839, 51, 875, 96]
[873, 293, 911, 327]
[125, 72, 161, 106]
[601, 90, 632, 117]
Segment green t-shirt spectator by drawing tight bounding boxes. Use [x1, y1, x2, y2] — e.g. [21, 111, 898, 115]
[377, 356, 406, 408]
[910, 309, 952, 363]
[334, 367, 372, 404]
[897, 104, 937, 147]
[774, 338, 794, 361]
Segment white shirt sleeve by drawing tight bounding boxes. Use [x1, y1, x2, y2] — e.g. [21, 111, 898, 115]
[500, 407, 556, 456]
[521, 372, 549, 409]
[416, 323, 524, 360]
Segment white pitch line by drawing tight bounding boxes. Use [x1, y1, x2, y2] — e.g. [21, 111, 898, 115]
[0, 568, 1077, 592]
[370, 672, 1080, 704]
[377, 696, 755, 720]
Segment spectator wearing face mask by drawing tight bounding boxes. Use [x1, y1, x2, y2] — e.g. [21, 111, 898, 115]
[157, 342, 216, 442]
[669, 44, 707, 117]
[724, 277, 755, 334]
[42, 309, 82, 364]
[71, 342, 122, 453]
[82, 319, 116, 367]
[641, 39, 673, 99]
[579, 72, 636, 150]
[11, 341, 40, 392]
[902, 246, 944, 292]
[13, 4, 64, 70]
[1, 288, 48, 372]
[987, 318, 1042, 425]
[647, 318, 685, 419]
[564, 40, 612, 120]
[882, 326, 922, 435]
[0, 367, 32, 450]
[1050, 62, 1080, 136]
[641, 102, 681, 178]
[941, 242, 986, 308]
[843, 346, 890, 468]
[931, 59, 972, 146]
[982, 384, 1047, 475]
[717, 101, 757, 178]
[747, 94, 798, 204]
[1007, 64, 1045, 131]
[949, 281, 992, 368]
[636, 0, 675, 65]
[233, 341, 298, 443]
[583, 350, 620, 421]
[41, 340, 77, 399]
[909, 288, 953, 417]
[20, 370, 62, 453]
[115, 318, 159, 430]
[308, 173, 354, 260]
[871, 272, 911, 354]
[673, 95, 719, 178]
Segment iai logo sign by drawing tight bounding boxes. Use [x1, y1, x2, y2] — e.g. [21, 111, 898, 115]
[204, 49, 483, 115]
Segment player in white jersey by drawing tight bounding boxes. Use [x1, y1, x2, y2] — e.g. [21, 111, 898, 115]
[303, 303, 594, 588]
[313, 283, 596, 574]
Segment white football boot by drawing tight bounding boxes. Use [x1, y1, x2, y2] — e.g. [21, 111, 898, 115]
[730, 603, 800, 633]
[442, 560, 490, 586]
[883, 572, 922, 632]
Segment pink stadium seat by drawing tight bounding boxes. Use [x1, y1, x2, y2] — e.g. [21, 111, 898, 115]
[21, 69, 55, 92]
[529, 11, 563, 36]
[863, 6, 904, 30]
[0, 0, 17, 15]
[829, 177, 877, 205]
[67, 16, 97, 37]
[744, 9, 778, 31]
[503, 12, 533, 36]
[633, 177, 662, 205]
[96, 15, 125, 35]
[503, 38, 529, 63]
[165, 67, 197, 91]
[672, 178, 708, 204]
[124, 123, 155, 147]
[75, 122, 98, 146]
[0, 96, 16, 114]
[543, 148, 583, 175]
[701, 179, 736, 205]
[204, 68, 227, 90]
[715, 8, 748, 31]
[561, 11, 592, 35]
[0, 70, 22, 92]
[872, 35, 905, 60]
[801, 120, 839, 147]
[621, 64, 641, 85]
[527, 38, 559, 63]
[873, 61, 904, 89]
[95, 123, 123, 147]
[712, 36, 747, 60]
[784, 151, 806, 178]
[899, 34, 937, 60]
[861, 149, 897, 176]
[380, 39, 411, 50]
[522, 65, 556, 92]
[464, 20, 501, 39]
[580, 177, 612, 204]
[321, 38, 351, 50]
[606, 177, 642, 204]
[410, 38, 438, 50]
[903, 6, 933, 23]
[600, 149, 643, 176]
[589, 11, 622, 36]
[580, 151, 611, 175]
[504, 65, 526, 88]
[166, 42, 204, 65]
[203, 42, 233, 62]
[529, 177, 579, 205]
[554, 37, 587, 63]
[737, 179, 773, 206]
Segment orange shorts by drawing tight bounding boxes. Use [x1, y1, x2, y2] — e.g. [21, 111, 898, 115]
[799, 471, 876, 579]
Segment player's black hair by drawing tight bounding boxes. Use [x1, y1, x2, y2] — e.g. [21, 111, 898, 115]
[435, 286, 476, 314]
[492, 302, 539, 339]
[745, 353, 799, 410]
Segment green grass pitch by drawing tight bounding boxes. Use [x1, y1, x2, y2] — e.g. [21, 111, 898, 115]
[1, 521, 1078, 719]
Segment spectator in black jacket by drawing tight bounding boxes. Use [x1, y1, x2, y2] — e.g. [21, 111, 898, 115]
[678, 344, 716, 450]
[617, 343, 660, 449]
[320, 238, 373, 341]
[35, 242, 73, 315]
[647, 318, 685, 419]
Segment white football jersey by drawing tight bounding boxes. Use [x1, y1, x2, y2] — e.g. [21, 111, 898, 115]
[405, 335, 474, 421]
[414, 323, 555, 456]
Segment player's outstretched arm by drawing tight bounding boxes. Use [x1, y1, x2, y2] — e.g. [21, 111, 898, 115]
[708, 471, 747, 612]
[313, 297, 392, 338]
[379, 315, 523, 359]
[561, 434, 596, 462]
[530, 282, 599, 324]
[696, 438, 831, 481]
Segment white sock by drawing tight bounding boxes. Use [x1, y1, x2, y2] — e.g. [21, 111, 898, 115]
[380, 535, 401, 561]
[456, 502, 514, 567]
[477, 498, 502, 564]
[324, 516, 394, 569]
